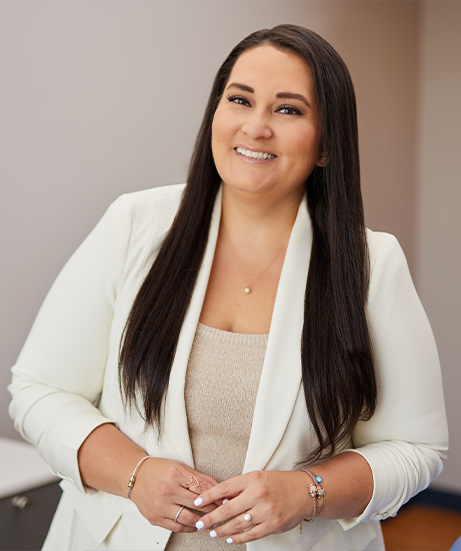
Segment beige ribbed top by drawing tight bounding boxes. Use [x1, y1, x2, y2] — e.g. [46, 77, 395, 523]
[166, 323, 268, 551]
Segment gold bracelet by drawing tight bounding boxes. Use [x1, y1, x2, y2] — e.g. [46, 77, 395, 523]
[127, 455, 151, 500]
[299, 469, 326, 534]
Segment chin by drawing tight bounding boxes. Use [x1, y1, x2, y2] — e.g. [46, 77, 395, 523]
[224, 180, 275, 196]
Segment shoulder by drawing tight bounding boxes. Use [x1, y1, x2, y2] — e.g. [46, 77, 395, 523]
[123, 182, 186, 204]
[366, 228, 408, 278]
[365, 229, 418, 312]
[103, 183, 186, 239]
[110, 183, 186, 219]
[76, 183, 187, 278]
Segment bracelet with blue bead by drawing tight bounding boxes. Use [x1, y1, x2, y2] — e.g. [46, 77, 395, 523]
[299, 469, 326, 533]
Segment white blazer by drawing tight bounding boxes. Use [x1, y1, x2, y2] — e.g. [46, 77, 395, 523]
[9, 183, 448, 551]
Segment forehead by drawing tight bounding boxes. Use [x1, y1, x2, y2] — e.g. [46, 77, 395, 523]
[228, 45, 314, 94]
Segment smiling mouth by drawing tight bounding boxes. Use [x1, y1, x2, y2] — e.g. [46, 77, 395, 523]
[235, 147, 277, 160]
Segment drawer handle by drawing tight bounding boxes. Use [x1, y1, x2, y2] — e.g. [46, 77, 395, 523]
[12, 495, 29, 509]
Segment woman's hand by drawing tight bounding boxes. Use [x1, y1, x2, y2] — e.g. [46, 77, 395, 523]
[79, 426, 372, 540]
[78, 424, 221, 533]
[192, 470, 312, 544]
[130, 457, 220, 533]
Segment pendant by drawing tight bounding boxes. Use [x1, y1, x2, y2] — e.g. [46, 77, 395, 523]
[244, 286, 251, 294]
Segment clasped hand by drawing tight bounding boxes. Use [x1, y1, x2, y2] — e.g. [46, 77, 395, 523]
[131, 460, 311, 543]
[193, 470, 312, 544]
[129, 458, 219, 532]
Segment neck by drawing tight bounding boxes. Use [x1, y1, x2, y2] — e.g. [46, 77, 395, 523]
[220, 184, 304, 245]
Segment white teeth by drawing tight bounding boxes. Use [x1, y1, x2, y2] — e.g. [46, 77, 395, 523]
[236, 147, 276, 160]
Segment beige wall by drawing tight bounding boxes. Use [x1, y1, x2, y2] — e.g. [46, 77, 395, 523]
[416, 1, 461, 493]
[328, 3, 420, 271]
[1, 1, 457, 491]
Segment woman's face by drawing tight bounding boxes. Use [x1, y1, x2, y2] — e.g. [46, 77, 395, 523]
[212, 45, 323, 205]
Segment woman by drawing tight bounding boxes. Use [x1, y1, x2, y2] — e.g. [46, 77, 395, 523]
[9, 25, 448, 550]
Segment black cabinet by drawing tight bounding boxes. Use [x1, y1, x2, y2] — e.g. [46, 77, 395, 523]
[0, 482, 62, 550]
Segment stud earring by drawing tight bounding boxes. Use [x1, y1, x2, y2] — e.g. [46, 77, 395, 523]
[320, 156, 326, 165]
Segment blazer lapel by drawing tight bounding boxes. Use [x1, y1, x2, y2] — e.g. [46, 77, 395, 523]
[162, 186, 222, 468]
[243, 194, 312, 473]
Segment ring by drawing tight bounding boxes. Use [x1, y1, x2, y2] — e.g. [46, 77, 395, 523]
[174, 506, 184, 522]
[186, 475, 201, 492]
[243, 513, 254, 527]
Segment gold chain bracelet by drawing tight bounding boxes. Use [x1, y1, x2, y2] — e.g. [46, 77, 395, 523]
[299, 469, 326, 534]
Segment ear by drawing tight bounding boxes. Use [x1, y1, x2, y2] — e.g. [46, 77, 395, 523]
[316, 153, 328, 167]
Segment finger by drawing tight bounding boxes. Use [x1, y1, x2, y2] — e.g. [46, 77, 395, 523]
[193, 471, 219, 488]
[179, 475, 219, 513]
[173, 506, 204, 528]
[177, 486, 219, 514]
[213, 497, 230, 508]
[195, 495, 247, 531]
[162, 518, 198, 533]
[222, 525, 266, 545]
[200, 503, 219, 514]
[208, 511, 257, 538]
[182, 474, 214, 495]
[181, 473, 201, 491]
[193, 477, 243, 508]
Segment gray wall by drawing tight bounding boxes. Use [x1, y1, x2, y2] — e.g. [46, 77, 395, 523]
[416, 1, 461, 493]
[1, 1, 458, 490]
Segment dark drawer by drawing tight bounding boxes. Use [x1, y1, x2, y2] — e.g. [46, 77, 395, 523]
[0, 481, 62, 550]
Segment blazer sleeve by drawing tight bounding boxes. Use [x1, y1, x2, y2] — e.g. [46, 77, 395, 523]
[339, 232, 449, 530]
[8, 194, 133, 494]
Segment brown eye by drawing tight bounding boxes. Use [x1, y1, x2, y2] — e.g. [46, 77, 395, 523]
[227, 95, 251, 107]
[277, 104, 303, 116]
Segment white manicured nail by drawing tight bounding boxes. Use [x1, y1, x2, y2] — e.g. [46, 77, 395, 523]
[227, 537, 234, 544]
[196, 520, 204, 530]
[210, 530, 217, 538]
[194, 497, 203, 506]
[222, 498, 229, 504]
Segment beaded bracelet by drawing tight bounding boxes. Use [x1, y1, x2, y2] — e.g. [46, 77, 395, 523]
[299, 469, 326, 534]
[127, 455, 151, 500]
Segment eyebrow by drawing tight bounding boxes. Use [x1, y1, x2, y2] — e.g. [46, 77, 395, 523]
[276, 92, 310, 108]
[227, 82, 254, 94]
[226, 82, 311, 108]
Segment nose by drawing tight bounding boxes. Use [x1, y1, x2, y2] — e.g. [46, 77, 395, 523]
[241, 109, 273, 140]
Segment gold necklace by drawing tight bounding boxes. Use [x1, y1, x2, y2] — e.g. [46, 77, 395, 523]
[223, 227, 291, 295]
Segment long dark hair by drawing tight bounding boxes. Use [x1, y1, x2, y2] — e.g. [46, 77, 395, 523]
[119, 24, 376, 462]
